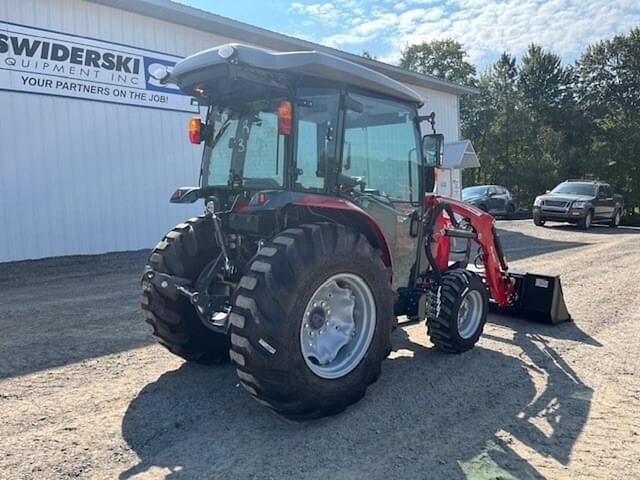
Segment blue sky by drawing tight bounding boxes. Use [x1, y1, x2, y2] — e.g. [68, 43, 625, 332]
[178, 0, 640, 70]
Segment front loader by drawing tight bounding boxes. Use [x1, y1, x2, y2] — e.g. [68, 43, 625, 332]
[141, 43, 570, 420]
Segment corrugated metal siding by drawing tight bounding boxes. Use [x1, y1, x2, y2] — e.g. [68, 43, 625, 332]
[0, 0, 463, 262]
[0, 0, 238, 262]
[409, 83, 460, 142]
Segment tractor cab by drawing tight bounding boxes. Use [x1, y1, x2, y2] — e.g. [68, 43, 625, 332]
[168, 43, 442, 289]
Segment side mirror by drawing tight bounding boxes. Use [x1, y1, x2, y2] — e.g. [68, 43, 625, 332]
[170, 187, 200, 204]
[422, 133, 444, 168]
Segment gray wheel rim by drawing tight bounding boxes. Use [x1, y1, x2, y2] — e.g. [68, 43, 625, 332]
[300, 273, 376, 379]
[457, 290, 483, 339]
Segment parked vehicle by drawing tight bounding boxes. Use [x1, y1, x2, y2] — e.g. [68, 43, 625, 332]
[141, 43, 570, 420]
[532, 180, 624, 229]
[462, 185, 516, 218]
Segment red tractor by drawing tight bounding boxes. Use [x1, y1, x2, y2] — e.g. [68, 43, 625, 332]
[142, 44, 570, 420]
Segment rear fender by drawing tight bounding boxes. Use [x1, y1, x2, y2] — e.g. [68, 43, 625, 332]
[291, 195, 392, 268]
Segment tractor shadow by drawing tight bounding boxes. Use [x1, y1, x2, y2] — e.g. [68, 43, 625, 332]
[120, 319, 597, 479]
[493, 228, 587, 262]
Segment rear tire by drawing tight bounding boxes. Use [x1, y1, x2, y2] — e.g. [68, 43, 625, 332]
[141, 216, 230, 364]
[426, 269, 488, 353]
[609, 209, 621, 228]
[533, 215, 545, 226]
[229, 223, 393, 420]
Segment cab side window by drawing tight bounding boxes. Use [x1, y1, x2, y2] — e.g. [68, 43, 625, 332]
[294, 88, 340, 191]
[342, 93, 420, 203]
[599, 185, 611, 198]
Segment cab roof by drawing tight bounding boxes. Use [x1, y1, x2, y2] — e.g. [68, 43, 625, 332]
[170, 43, 424, 105]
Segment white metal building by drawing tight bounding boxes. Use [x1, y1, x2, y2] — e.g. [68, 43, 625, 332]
[0, 0, 478, 262]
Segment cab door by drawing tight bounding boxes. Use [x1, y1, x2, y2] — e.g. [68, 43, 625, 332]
[341, 92, 423, 290]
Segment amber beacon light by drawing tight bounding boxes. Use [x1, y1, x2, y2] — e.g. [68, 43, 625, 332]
[188, 116, 203, 144]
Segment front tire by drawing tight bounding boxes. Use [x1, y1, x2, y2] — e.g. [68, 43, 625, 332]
[533, 215, 545, 226]
[578, 210, 593, 230]
[427, 269, 488, 353]
[229, 223, 393, 420]
[141, 217, 230, 364]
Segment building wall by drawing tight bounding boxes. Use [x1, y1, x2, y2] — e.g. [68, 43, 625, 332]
[410, 83, 460, 143]
[0, 0, 462, 262]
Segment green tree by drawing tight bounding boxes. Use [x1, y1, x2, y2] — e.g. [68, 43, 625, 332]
[361, 50, 378, 60]
[577, 28, 640, 212]
[515, 45, 574, 198]
[518, 44, 568, 119]
[399, 39, 477, 86]
[399, 32, 639, 215]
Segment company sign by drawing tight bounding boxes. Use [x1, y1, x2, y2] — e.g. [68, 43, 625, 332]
[0, 22, 198, 113]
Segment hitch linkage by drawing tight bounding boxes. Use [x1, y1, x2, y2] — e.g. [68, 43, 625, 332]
[143, 261, 231, 334]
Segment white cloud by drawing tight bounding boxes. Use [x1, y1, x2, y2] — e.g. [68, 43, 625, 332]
[291, 0, 640, 67]
[290, 2, 341, 24]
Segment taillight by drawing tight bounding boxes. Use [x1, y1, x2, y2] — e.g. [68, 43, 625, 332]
[188, 116, 203, 144]
[277, 100, 292, 135]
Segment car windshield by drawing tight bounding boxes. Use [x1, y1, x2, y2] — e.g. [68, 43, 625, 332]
[463, 186, 487, 197]
[202, 98, 286, 189]
[551, 183, 597, 196]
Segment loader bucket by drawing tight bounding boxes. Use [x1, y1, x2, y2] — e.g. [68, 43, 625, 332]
[506, 272, 572, 324]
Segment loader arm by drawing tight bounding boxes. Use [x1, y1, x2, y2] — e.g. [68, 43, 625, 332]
[423, 194, 515, 307]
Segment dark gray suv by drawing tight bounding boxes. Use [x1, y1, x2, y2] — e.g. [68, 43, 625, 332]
[532, 180, 624, 229]
[462, 185, 516, 218]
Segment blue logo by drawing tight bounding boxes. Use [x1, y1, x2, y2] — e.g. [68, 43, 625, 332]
[143, 56, 183, 95]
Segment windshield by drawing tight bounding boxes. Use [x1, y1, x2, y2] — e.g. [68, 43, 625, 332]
[551, 183, 597, 196]
[463, 186, 487, 197]
[202, 99, 286, 189]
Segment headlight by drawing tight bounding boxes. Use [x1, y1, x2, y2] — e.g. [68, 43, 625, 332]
[572, 201, 586, 209]
[533, 197, 543, 207]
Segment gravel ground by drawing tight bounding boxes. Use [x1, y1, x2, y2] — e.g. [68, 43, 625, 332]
[1, 220, 639, 479]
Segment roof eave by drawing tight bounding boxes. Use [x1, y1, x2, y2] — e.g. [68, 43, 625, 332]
[85, 0, 479, 96]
